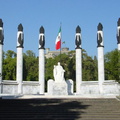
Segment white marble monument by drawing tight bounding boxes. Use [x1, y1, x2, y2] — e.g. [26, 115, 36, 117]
[16, 24, 24, 94]
[0, 19, 4, 94]
[48, 62, 68, 95]
[97, 23, 105, 94]
[53, 62, 65, 82]
[39, 26, 45, 94]
[75, 26, 82, 94]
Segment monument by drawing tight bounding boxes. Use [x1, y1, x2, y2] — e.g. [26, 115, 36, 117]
[0, 19, 4, 94]
[75, 26, 82, 94]
[97, 23, 105, 94]
[53, 62, 65, 82]
[39, 26, 45, 94]
[16, 24, 24, 94]
[47, 62, 69, 95]
[117, 18, 120, 50]
[0, 18, 120, 97]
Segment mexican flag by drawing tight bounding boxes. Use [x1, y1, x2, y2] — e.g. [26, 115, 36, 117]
[55, 27, 61, 50]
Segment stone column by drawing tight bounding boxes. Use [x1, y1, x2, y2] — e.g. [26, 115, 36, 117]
[117, 18, 120, 50]
[0, 19, 4, 93]
[117, 18, 120, 80]
[75, 26, 82, 94]
[16, 24, 24, 94]
[97, 23, 105, 94]
[39, 26, 45, 94]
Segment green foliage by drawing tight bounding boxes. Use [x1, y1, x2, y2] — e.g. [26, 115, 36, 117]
[82, 50, 98, 81]
[5, 50, 16, 58]
[45, 49, 98, 82]
[105, 49, 120, 82]
[23, 50, 38, 81]
[3, 50, 16, 80]
[2, 49, 120, 84]
[45, 52, 76, 82]
[2, 50, 38, 81]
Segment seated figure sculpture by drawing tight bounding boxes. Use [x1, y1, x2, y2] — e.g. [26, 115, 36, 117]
[53, 62, 65, 82]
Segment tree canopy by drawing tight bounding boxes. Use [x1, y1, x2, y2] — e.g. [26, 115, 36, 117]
[2, 49, 120, 83]
[105, 49, 120, 82]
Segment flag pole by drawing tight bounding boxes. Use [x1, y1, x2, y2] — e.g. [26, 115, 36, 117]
[60, 22, 62, 63]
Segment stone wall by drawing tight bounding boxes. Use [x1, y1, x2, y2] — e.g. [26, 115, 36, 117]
[80, 80, 120, 96]
[0, 80, 120, 96]
[1, 80, 40, 95]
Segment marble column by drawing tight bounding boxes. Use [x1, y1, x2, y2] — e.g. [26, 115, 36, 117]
[39, 26, 45, 94]
[97, 23, 104, 94]
[117, 18, 120, 80]
[75, 26, 82, 94]
[117, 18, 120, 50]
[16, 24, 24, 94]
[118, 43, 120, 51]
[0, 19, 4, 93]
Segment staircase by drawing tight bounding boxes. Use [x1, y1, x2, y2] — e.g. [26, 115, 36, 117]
[0, 98, 120, 120]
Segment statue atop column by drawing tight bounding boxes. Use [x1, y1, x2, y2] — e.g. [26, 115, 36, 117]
[53, 62, 65, 82]
[97, 23, 104, 47]
[39, 26, 45, 49]
[117, 18, 120, 44]
[0, 19, 4, 45]
[17, 24, 24, 48]
[75, 25, 81, 49]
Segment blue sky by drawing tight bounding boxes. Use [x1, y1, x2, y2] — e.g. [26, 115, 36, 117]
[0, 0, 120, 57]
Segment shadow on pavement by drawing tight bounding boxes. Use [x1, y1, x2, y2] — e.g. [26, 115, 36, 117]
[0, 98, 90, 120]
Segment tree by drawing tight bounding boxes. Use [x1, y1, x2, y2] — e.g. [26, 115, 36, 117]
[23, 50, 36, 57]
[45, 49, 98, 82]
[45, 52, 76, 81]
[105, 49, 120, 82]
[23, 50, 38, 81]
[82, 52, 97, 81]
[5, 50, 16, 58]
[3, 50, 16, 80]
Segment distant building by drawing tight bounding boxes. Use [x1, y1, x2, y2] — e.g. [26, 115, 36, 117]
[45, 47, 71, 58]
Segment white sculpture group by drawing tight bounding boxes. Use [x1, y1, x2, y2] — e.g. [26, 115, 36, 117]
[47, 62, 69, 95]
[53, 62, 65, 82]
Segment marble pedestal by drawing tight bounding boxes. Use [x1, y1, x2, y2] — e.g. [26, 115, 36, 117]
[47, 80, 68, 95]
[53, 82, 68, 95]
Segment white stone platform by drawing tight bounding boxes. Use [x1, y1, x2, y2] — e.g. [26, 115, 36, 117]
[0, 93, 118, 99]
[0, 80, 120, 97]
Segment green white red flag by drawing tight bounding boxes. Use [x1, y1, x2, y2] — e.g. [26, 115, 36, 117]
[55, 27, 61, 50]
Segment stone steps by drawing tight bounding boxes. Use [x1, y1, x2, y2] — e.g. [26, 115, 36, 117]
[0, 98, 120, 120]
